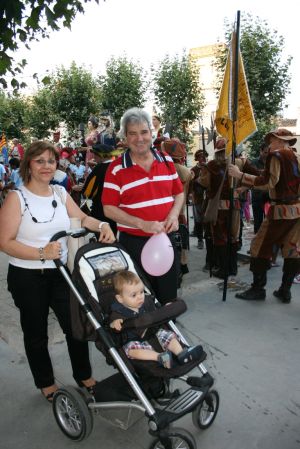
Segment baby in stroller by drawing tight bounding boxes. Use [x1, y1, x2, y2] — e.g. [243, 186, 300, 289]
[51, 234, 219, 446]
[110, 271, 204, 369]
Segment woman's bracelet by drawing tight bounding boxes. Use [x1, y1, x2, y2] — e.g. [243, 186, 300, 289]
[39, 247, 46, 264]
[98, 221, 108, 231]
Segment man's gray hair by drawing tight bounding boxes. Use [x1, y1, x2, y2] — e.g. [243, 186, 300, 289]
[119, 108, 152, 138]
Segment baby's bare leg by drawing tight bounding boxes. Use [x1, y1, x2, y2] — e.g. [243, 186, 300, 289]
[128, 348, 159, 361]
[167, 338, 183, 355]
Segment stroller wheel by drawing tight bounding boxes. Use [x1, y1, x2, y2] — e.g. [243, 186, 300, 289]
[192, 389, 219, 429]
[150, 427, 196, 449]
[52, 386, 93, 441]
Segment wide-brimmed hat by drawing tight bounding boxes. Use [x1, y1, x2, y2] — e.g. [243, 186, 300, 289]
[91, 143, 123, 158]
[214, 137, 227, 152]
[264, 128, 297, 146]
[162, 139, 186, 159]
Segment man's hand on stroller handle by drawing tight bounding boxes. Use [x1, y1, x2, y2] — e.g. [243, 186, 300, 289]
[110, 318, 123, 331]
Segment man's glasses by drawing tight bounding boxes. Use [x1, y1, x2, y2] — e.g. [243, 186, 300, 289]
[32, 159, 57, 166]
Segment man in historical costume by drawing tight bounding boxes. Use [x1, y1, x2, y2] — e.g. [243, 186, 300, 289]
[250, 142, 270, 234]
[190, 150, 206, 249]
[81, 143, 123, 236]
[199, 138, 241, 279]
[199, 138, 260, 278]
[229, 128, 300, 303]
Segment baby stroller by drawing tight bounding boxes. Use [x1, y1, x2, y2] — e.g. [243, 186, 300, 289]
[51, 228, 219, 449]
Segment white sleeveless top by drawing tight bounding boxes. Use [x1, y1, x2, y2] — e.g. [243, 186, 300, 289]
[9, 185, 71, 269]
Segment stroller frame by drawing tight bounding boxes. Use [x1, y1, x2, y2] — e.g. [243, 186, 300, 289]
[51, 229, 219, 448]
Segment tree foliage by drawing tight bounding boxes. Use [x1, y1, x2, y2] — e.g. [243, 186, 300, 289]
[25, 87, 59, 139]
[99, 56, 147, 129]
[46, 62, 102, 132]
[0, 0, 98, 90]
[152, 53, 205, 145]
[0, 92, 27, 140]
[214, 14, 292, 156]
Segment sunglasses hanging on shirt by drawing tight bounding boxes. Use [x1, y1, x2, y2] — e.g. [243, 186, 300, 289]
[18, 188, 58, 223]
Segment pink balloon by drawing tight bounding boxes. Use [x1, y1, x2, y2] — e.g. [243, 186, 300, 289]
[141, 233, 174, 276]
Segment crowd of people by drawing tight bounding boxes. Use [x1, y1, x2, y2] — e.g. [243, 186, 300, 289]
[0, 107, 299, 402]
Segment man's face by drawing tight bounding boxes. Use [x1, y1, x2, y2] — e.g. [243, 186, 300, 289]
[126, 121, 152, 157]
[268, 136, 285, 152]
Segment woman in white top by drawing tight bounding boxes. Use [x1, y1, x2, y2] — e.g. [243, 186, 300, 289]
[0, 140, 115, 402]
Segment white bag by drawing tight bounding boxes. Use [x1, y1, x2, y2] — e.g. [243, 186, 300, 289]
[67, 217, 95, 272]
[51, 187, 95, 273]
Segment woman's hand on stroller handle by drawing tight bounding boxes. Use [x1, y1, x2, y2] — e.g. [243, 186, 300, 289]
[98, 222, 116, 244]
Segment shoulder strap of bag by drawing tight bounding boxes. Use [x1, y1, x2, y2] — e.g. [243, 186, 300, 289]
[52, 184, 66, 205]
[214, 163, 228, 200]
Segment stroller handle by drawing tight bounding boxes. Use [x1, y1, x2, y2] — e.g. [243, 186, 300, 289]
[50, 228, 90, 268]
[50, 227, 89, 242]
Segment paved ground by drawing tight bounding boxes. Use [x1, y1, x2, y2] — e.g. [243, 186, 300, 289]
[0, 220, 300, 449]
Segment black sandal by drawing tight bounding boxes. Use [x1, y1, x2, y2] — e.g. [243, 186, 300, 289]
[76, 380, 98, 395]
[41, 389, 56, 403]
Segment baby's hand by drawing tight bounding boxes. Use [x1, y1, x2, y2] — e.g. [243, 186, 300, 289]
[110, 319, 123, 331]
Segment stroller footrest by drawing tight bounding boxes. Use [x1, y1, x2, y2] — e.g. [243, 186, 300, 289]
[155, 387, 208, 428]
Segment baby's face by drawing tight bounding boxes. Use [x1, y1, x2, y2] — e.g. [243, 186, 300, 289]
[118, 281, 145, 310]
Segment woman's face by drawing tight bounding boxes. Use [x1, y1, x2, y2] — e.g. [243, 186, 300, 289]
[152, 116, 160, 129]
[88, 120, 94, 130]
[29, 150, 57, 184]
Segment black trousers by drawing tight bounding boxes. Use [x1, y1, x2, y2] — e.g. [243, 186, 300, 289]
[7, 264, 92, 389]
[252, 201, 265, 234]
[119, 232, 179, 304]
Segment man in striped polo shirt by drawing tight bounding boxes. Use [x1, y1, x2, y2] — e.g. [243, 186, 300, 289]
[102, 108, 184, 304]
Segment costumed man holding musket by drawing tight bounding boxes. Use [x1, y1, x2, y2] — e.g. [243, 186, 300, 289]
[229, 128, 300, 303]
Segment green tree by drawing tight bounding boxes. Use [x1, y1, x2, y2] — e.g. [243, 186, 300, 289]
[0, 0, 99, 90]
[24, 87, 59, 139]
[214, 14, 292, 156]
[99, 56, 147, 129]
[47, 62, 101, 133]
[152, 53, 205, 146]
[0, 92, 27, 141]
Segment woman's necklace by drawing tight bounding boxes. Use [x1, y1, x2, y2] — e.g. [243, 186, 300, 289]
[19, 187, 58, 223]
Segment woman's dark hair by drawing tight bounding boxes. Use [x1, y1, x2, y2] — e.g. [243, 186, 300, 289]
[9, 158, 20, 169]
[20, 141, 58, 184]
[152, 115, 161, 123]
[88, 115, 99, 129]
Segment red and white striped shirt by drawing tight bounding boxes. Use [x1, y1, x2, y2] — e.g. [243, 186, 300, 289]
[102, 148, 183, 236]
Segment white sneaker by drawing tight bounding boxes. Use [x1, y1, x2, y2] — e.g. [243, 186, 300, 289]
[293, 274, 300, 284]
